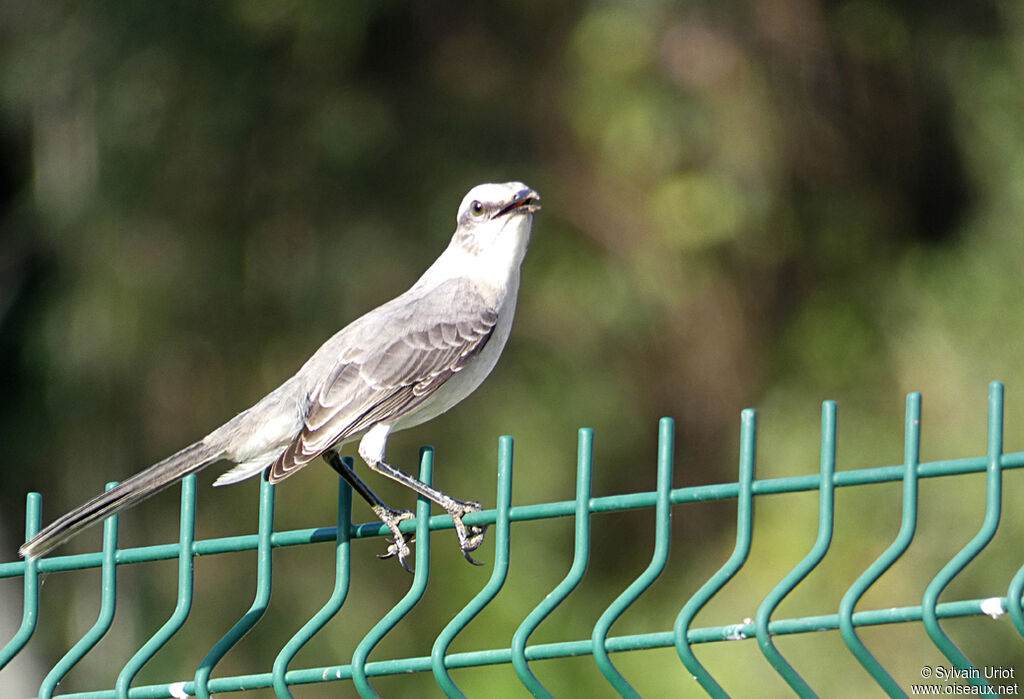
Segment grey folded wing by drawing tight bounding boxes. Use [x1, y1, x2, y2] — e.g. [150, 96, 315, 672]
[266, 278, 498, 482]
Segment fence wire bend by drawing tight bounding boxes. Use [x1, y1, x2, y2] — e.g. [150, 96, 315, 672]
[1, 381, 1023, 698]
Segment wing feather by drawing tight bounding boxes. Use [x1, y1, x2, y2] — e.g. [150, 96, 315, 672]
[266, 279, 498, 482]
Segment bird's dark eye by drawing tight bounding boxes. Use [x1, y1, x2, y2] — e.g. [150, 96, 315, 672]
[470, 200, 485, 216]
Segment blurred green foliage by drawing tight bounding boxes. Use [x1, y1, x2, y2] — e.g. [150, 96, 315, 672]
[1, 1, 1023, 696]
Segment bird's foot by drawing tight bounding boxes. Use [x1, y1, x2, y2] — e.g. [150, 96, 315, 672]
[372, 505, 416, 573]
[446, 500, 487, 566]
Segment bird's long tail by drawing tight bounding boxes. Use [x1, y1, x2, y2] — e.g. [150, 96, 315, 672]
[19, 440, 225, 559]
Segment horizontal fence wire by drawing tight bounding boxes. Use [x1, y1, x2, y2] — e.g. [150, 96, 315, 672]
[1, 381, 1023, 697]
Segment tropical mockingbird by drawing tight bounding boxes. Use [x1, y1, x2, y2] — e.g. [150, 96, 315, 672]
[20, 181, 540, 571]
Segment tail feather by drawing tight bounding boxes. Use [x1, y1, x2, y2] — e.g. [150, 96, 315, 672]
[19, 440, 224, 559]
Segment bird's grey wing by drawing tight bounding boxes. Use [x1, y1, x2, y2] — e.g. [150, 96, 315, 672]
[266, 279, 498, 482]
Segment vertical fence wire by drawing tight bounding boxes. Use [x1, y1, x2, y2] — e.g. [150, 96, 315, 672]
[38, 483, 120, 699]
[837, 393, 920, 698]
[511, 428, 593, 698]
[921, 382, 1004, 693]
[591, 417, 674, 697]
[271, 467, 353, 698]
[115, 474, 198, 699]
[351, 448, 434, 699]
[754, 401, 837, 698]
[0, 493, 40, 671]
[430, 436, 514, 698]
[674, 408, 757, 697]
[194, 476, 276, 699]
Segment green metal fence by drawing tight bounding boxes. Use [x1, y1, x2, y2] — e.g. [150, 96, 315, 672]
[2, 381, 1023, 697]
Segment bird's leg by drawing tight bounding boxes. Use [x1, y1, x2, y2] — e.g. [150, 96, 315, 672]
[362, 457, 487, 566]
[322, 451, 415, 573]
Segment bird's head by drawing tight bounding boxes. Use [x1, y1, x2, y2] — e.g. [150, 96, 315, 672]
[453, 182, 541, 262]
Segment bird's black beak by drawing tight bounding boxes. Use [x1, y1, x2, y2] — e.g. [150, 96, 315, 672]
[493, 188, 541, 219]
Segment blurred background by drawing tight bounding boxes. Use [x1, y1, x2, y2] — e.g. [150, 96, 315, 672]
[2, 1, 1023, 696]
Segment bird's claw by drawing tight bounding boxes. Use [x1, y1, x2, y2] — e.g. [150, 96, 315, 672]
[373, 505, 416, 573]
[448, 500, 487, 566]
[377, 537, 414, 573]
